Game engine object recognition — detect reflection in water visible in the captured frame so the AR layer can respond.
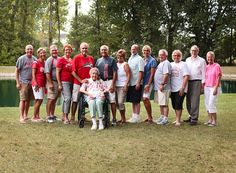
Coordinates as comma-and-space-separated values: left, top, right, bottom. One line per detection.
0, 80, 19, 107
0, 80, 62, 107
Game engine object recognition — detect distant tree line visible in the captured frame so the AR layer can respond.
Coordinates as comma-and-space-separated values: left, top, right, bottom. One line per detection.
0, 0, 236, 65
68, 0, 236, 65
0, 0, 68, 65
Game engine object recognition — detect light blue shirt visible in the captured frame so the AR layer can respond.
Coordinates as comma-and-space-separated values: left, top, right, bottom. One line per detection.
128, 53, 144, 86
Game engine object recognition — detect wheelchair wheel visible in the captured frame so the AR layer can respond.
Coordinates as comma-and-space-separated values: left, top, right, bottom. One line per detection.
103, 95, 110, 129
78, 93, 85, 128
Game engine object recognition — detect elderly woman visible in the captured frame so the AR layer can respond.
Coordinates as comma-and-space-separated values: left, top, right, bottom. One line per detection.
115, 49, 130, 124
80, 67, 107, 130
170, 50, 189, 126
142, 45, 157, 123
31, 48, 46, 122
204, 51, 222, 127
56, 44, 73, 124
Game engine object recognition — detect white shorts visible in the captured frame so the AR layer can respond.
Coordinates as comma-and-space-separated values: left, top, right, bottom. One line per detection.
204, 86, 221, 113
72, 84, 81, 102
104, 80, 116, 103
32, 86, 45, 100
154, 90, 170, 106
143, 84, 153, 99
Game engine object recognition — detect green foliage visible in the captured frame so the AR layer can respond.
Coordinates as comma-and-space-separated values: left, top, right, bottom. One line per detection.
68, 0, 236, 64
0, 0, 68, 65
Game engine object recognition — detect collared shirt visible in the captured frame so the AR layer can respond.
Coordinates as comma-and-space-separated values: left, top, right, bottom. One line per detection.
128, 53, 144, 86
186, 56, 206, 83
143, 55, 157, 85
95, 56, 118, 81
205, 63, 222, 87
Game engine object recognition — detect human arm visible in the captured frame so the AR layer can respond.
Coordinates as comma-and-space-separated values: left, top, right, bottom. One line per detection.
71, 71, 88, 84
32, 67, 39, 91
56, 67, 62, 91
213, 65, 222, 95
109, 70, 117, 93
159, 73, 169, 92
15, 68, 21, 90
123, 63, 131, 92
144, 67, 155, 93
179, 75, 189, 96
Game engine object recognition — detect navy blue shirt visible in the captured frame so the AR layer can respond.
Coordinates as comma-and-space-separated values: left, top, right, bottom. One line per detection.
95, 56, 118, 80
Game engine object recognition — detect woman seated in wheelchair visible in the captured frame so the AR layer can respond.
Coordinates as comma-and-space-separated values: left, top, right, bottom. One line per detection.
80, 67, 107, 130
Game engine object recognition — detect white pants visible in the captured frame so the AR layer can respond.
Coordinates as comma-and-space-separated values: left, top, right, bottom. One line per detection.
204, 87, 221, 113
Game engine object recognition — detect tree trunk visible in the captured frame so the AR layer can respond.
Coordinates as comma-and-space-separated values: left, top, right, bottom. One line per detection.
49, 0, 53, 46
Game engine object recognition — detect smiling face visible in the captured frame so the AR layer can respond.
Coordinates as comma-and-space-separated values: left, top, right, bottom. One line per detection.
90, 69, 99, 81
206, 52, 215, 64
50, 45, 58, 58
25, 45, 33, 58
190, 45, 199, 58
159, 50, 167, 62
39, 49, 46, 61
172, 50, 182, 63
100, 45, 109, 57
131, 45, 138, 55
80, 43, 88, 56
64, 47, 72, 57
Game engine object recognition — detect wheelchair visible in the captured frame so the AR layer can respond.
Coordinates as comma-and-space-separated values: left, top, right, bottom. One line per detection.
77, 92, 110, 128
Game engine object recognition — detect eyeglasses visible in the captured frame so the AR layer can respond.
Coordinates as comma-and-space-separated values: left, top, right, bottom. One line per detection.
174, 54, 181, 57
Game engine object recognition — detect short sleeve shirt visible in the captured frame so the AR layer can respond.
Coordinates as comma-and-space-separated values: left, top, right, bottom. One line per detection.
32, 60, 46, 87
72, 54, 95, 85
143, 56, 157, 85
205, 63, 222, 87
128, 54, 144, 86
16, 54, 37, 84
154, 59, 171, 91
95, 56, 118, 81
44, 56, 58, 81
170, 61, 189, 92
56, 57, 73, 83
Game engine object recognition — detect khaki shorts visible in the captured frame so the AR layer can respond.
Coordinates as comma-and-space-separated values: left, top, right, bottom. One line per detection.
72, 84, 80, 102
47, 81, 59, 99
19, 83, 34, 101
104, 80, 116, 103
116, 86, 127, 110
154, 90, 170, 106
143, 84, 153, 99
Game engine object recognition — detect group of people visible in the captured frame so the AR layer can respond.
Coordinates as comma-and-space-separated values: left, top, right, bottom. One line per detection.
15, 43, 222, 130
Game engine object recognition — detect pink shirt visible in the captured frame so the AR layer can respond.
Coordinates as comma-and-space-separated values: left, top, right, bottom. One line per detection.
205, 63, 222, 87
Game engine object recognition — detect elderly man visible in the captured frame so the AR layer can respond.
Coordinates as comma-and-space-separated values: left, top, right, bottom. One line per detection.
96, 45, 118, 125
184, 45, 206, 125
71, 42, 95, 122
126, 44, 144, 123
16, 45, 37, 123
45, 45, 60, 123
154, 49, 171, 125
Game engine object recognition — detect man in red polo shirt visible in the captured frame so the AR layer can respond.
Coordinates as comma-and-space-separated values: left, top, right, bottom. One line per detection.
71, 42, 95, 121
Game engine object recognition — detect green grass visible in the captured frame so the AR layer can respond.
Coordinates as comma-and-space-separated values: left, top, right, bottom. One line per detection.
0, 94, 235, 173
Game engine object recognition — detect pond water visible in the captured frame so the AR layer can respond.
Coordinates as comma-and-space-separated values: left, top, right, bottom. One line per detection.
0, 80, 235, 107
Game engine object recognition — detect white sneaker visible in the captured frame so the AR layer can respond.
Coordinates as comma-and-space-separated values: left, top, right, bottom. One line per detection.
99, 123, 104, 130
91, 124, 97, 130
157, 117, 168, 125
155, 115, 164, 123
98, 119, 104, 130
127, 117, 140, 123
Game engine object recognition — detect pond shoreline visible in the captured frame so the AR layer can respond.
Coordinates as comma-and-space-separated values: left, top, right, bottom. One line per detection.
2, 73, 236, 80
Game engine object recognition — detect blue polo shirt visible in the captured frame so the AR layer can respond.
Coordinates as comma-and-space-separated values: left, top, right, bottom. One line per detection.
143, 56, 157, 85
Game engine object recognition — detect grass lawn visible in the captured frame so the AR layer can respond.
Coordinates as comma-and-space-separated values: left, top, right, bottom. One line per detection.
0, 94, 235, 173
